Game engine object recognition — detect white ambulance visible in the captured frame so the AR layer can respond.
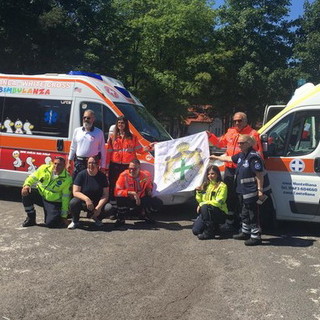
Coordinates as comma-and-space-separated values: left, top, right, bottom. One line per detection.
259, 83, 320, 222
0, 71, 189, 204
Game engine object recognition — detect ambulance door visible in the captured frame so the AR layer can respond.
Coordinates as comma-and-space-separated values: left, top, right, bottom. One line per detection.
264, 108, 320, 222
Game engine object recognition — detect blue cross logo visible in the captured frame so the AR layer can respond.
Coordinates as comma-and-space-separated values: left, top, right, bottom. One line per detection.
289, 159, 305, 172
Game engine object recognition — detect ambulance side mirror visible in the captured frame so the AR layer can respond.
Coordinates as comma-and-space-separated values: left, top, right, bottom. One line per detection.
261, 134, 269, 159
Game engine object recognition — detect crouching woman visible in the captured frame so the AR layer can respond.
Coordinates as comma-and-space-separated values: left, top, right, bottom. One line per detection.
192, 165, 230, 240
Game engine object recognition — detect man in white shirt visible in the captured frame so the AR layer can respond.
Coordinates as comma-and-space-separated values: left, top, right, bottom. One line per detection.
67, 110, 106, 178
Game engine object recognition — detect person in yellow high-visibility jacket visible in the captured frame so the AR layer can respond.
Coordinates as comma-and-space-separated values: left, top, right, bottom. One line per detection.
21, 157, 72, 228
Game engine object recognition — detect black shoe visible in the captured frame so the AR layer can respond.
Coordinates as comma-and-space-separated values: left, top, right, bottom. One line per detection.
233, 232, 250, 240
22, 217, 36, 227
197, 232, 214, 240
144, 217, 156, 224
245, 238, 262, 246
114, 219, 125, 228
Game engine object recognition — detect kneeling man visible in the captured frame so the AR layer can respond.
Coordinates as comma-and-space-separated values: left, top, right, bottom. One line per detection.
114, 159, 163, 227
21, 157, 72, 228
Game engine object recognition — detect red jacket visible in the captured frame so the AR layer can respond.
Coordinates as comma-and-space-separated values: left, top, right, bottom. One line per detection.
106, 135, 142, 169
209, 125, 263, 169
115, 169, 153, 198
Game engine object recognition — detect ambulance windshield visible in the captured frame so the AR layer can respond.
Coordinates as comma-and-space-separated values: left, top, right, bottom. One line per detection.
115, 102, 171, 142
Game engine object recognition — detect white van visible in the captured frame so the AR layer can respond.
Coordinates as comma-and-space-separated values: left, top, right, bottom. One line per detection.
259, 83, 320, 222
0, 71, 188, 204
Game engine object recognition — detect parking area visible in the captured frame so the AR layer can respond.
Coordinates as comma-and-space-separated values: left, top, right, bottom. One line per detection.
1, 186, 320, 320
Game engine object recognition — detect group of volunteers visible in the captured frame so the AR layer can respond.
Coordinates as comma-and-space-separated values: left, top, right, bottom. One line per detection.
20, 109, 271, 246
192, 112, 271, 246
21, 110, 162, 230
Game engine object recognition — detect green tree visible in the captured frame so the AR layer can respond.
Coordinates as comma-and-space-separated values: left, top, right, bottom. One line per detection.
111, 0, 220, 124
213, 0, 295, 122
0, 0, 120, 74
294, 0, 320, 83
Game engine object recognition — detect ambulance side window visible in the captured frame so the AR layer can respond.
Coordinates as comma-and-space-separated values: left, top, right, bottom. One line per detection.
2, 97, 71, 137
80, 102, 117, 140
0, 97, 4, 123
267, 114, 293, 156
286, 112, 320, 156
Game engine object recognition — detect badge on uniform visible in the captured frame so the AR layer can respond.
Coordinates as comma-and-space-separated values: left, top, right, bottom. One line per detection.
254, 161, 262, 170
57, 180, 62, 185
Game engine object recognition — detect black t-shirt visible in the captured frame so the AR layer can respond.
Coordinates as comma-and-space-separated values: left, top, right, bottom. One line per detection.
74, 170, 108, 204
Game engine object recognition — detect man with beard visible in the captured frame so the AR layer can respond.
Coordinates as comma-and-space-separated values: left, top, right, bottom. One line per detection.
67, 110, 106, 178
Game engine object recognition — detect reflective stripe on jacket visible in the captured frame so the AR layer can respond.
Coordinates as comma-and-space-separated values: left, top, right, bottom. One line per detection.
208, 125, 263, 169
106, 135, 142, 169
195, 181, 228, 214
23, 164, 72, 217
115, 169, 152, 198
235, 150, 271, 203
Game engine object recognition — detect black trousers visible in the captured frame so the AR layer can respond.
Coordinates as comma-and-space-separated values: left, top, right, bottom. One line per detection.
73, 159, 87, 179
192, 204, 226, 235
224, 167, 238, 213
239, 195, 261, 239
69, 197, 111, 223
116, 196, 163, 220
22, 189, 63, 228
109, 162, 129, 201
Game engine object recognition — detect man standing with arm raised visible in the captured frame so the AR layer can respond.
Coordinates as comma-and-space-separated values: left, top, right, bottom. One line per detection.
208, 112, 262, 230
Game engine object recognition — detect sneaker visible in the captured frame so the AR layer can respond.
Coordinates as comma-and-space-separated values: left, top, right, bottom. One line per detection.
67, 221, 79, 229
233, 232, 250, 240
22, 217, 36, 227
114, 219, 125, 228
245, 238, 262, 246
197, 233, 214, 240
93, 218, 103, 227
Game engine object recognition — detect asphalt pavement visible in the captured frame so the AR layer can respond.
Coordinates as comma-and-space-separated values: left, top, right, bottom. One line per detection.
1, 186, 320, 320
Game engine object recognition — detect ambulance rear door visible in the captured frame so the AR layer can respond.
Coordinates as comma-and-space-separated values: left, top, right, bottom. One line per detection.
263, 106, 320, 222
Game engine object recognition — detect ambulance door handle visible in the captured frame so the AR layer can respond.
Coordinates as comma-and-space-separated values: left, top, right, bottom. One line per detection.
57, 139, 64, 151
314, 158, 320, 172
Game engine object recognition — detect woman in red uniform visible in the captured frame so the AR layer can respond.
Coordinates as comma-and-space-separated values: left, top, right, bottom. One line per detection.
106, 116, 143, 201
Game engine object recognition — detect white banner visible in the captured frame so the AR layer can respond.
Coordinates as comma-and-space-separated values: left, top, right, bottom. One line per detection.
153, 131, 210, 196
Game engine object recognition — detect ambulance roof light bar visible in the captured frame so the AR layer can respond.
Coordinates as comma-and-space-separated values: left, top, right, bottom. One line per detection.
68, 71, 125, 87
68, 71, 103, 81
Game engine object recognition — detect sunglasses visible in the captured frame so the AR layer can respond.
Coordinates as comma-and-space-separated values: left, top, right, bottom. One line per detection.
83, 116, 91, 120
233, 119, 243, 123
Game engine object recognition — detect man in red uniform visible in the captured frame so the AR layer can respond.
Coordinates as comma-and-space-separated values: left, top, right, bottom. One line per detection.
114, 159, 163, 228
208, 112, 262, 229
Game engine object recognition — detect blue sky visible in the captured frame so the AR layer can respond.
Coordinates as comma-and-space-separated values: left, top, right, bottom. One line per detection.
213, 0, 315, 20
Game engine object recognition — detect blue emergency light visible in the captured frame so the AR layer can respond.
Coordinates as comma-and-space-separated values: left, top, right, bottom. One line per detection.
68, 71, 103, 81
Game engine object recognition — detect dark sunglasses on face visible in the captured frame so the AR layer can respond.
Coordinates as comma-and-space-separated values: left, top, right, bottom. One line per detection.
233, 119, 243, 123
83, 116, 91, 120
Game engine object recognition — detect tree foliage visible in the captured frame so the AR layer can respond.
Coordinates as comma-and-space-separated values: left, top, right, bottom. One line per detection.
294, 0, 320, 83
212, 0, 295, 120
0, 0, 314, 128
